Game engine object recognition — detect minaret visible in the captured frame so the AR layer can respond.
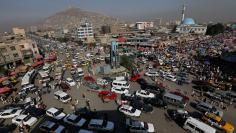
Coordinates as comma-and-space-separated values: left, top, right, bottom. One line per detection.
181, 4, 186, 22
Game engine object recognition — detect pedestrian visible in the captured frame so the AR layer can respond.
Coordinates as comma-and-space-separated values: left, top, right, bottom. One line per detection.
82, 93, 86, 99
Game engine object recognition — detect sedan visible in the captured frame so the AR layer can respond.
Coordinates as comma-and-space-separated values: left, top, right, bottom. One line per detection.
0, 108, 23, 119
135, 90, 155, 98
66, 78, 76, 86
98, 91, 117, 101
12, 114, 38, 127
119, 105, 141, 117
111, 86, 129, 94
145, 71, 159, 77
63, 114, 86, 127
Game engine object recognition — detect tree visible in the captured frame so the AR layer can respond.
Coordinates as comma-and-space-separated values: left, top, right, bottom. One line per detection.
120, 56, 134, 70
206, 23, 225, 35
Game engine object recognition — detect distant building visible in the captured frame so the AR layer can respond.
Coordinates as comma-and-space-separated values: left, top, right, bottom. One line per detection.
77, 22, 94, 40
176, 18, 207, 35
136, 22, 154, 30
12, 27, 26, 37
0, 34, 39, 68
175, 4, 207, 34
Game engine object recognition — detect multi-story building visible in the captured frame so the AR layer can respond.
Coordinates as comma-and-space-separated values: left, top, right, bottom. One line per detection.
136, 22, 154, 30
12, 27, 26, 37
0, 34, 39, 68
77, 22, 94, 40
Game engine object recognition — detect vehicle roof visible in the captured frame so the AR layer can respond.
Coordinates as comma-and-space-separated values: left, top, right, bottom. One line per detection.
199, 101, 213, 108
41, 121, 55, 128
15, 114, 27, 119
164, 92, 183, 101
67, 114, 78, 120
186, 117, 216, 132
78, 129, 93, 133
54, 91, 68, 97
113, 80, 128, 84
38, 71, 49, 77
205, 112, 221, 122
47, 107, 59, 113
89, 119, 103, 125
121, 105, 132, 110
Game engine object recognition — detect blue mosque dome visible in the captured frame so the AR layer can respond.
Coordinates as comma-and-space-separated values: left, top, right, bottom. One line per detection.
182, 18, 196, 25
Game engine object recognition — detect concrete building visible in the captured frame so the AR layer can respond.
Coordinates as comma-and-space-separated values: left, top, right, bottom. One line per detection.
12, 27, 26, 37
136, 22, 154, 30
175, 4, 207, 35
0, 34, 39, 67
77, 22, 94, 40
176, 18, 207, 35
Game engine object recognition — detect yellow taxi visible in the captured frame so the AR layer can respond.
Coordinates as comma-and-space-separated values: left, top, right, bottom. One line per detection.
202, 112, 234, 133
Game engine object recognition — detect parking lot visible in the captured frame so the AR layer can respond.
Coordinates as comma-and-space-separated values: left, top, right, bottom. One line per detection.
0, 35, 236, 133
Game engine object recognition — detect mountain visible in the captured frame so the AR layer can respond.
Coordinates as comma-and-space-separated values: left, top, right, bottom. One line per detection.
37, 8, 120, 30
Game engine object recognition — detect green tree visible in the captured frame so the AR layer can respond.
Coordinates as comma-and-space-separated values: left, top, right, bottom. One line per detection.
206, 23, 225, 35
120, 56, 134, 70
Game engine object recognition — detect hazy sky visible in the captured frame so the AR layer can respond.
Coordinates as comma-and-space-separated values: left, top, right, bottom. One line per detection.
0, 0, 235, 32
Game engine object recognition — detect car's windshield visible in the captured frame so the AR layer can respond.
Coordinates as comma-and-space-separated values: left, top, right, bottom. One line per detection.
23, 115, 31, 121
11, 109, 17, 114
54, 110, 61, 116
62, 95, 70, 100
131, 108, 136, 113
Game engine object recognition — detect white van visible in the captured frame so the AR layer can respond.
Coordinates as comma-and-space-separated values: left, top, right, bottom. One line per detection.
38, 71, 50, 83
163, 92, 187, 108
115, 76, 126, 81
112, 80, 130, 89
183, 117, 216, 133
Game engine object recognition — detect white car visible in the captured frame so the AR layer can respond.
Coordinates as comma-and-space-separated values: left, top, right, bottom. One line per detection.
119, 105, 141, 117
66, 78, 76, 86
0, 108, 23, 119
46, 107, 66, 120
164, 74, 177, 82
63, 114, 86, 127
97, 78, 109, 86
126, 118, 155, 133
12, 114, 38, 127
88, 119, 114, 132
145, 71, 159, 77
135, 90, 155, 98
39, 120, 66, 133
54, 91, 72, 103
111, 86, 129, 94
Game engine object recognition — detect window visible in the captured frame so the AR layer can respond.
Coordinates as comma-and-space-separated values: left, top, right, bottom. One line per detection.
186, 122, 195, 129
10, 46, 16, 51
195, 127, 204, 133
20, 45, 24, 48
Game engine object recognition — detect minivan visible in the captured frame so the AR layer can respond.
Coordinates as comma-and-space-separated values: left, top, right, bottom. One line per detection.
196, 101, 223, 117
112, 80, 130, 89
183, 117, 216, 133
163, 92, 187, 108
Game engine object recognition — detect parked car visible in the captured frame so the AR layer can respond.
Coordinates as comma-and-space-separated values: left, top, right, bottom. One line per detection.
24, 106, 45, 118
54, 90, 72, 103
111, 86, 129, 94
63, 114, 86, 127
66, 78, 76, 86
143, 98, 168, 109
98, 91, 117, 101
119, 105, 141, 117
195, 101, 223, 117
170, 91, 190, 101
12, 114, 38, 127
130, 100, 154, 113
135, 90, 155, 98
0, 108, 23, 119
86, 83, 103, 92
39, 120, 66, 133
201, 112, 234, 133
88, 119, 114, 132
137, 78, 148, 86
145, 71, 159, 77
46, 107, 66, 120
126, 118, 155, 133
